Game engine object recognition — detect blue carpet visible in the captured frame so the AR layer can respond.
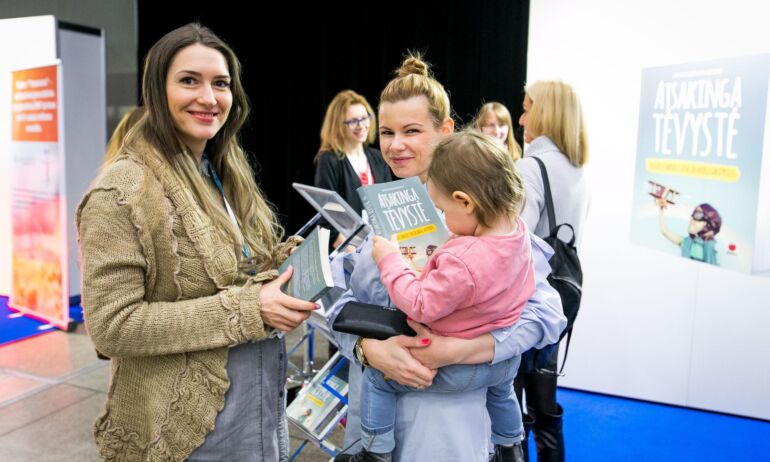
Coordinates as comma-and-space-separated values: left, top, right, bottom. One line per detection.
0, 295, 83, 346
528, 388, 770, 461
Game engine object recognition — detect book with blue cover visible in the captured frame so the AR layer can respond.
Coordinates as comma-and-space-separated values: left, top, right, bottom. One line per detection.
357, 176, 449, 272
279, 226, 334, 301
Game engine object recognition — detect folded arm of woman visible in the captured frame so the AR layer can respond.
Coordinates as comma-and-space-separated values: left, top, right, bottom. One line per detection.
327, 236, 436, 387
78, 187, 314, 358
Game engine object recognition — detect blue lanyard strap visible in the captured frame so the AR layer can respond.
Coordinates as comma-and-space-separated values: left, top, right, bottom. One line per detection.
204, 153, 252, 259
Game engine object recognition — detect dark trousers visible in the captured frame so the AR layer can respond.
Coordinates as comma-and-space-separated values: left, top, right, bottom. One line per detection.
514, 344, 564, 462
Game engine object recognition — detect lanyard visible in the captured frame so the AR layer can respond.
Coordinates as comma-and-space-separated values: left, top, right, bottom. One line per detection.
204, 153, 252, 259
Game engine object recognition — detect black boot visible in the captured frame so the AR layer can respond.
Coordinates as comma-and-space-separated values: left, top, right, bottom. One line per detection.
532, 404, 564, 462
493, 442, 525, 462
334, 449, 392, 462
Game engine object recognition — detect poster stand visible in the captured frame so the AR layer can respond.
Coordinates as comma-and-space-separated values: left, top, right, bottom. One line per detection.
285, 185, 369, 459
0, 16, 106, 334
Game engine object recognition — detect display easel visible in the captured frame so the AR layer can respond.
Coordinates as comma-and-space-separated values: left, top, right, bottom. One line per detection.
287, 351, 349, 460
285, 184, 369, 460
286, 286, 344, 385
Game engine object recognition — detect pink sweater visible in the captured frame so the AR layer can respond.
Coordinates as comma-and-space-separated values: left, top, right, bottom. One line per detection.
377, 218, 535, 339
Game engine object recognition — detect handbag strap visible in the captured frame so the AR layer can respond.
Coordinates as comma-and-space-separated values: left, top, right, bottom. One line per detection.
532, 157, 557, 235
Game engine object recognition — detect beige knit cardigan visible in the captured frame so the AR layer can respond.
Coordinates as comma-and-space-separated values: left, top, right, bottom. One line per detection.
76, 147, 299, 461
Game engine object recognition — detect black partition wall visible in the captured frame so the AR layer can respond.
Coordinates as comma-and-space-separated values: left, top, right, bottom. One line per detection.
137, 0, 530, 233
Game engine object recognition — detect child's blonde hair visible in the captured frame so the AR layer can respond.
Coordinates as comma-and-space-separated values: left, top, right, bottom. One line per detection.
428, 130, 525, 228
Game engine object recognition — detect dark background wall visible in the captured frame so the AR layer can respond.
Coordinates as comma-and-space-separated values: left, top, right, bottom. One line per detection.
137, 0, 530, 233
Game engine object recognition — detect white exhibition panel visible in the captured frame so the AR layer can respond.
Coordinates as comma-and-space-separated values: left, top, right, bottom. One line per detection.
59, 27, 106, 296
0, 16, 58, 295
0, 16, 105, 305
574, 244, 699, 405
687, 267, 770, 418
529, 0, 770, 419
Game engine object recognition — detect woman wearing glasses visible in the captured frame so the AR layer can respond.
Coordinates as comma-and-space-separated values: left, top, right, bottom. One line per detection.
315, 90, 393, 247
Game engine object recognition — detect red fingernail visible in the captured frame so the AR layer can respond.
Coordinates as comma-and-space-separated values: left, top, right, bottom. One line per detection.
407, 316, 413, 322
314, 303, 321, 310
421, 338, 430, 345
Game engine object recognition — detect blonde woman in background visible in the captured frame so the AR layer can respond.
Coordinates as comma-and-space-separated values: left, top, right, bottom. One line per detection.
474, 102, 522, 160
103, 106, 144, 164
515, 80, 589, 462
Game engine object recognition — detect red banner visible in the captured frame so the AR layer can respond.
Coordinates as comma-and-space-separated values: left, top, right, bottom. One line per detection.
12, 66, 58, 142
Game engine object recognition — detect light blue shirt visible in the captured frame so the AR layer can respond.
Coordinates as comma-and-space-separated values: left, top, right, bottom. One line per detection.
327, 232, 565, 461
680, 236, 718, 265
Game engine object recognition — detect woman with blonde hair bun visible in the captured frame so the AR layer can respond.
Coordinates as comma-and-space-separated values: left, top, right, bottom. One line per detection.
474, 101, 522, 160
328, 53, 565, 462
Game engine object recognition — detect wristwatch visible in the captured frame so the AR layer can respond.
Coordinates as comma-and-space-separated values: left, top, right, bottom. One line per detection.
354, 337, 371, 367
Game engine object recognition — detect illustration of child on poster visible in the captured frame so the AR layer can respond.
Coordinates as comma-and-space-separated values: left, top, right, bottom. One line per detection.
657, 198, 722, 265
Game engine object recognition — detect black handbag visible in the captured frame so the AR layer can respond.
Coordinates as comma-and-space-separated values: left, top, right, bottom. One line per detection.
531, 157, 583, 374
332, 301, 417, 340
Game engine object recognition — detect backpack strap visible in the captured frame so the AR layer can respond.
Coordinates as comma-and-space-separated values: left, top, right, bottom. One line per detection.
533, 156, 576, 376
558, 329, 573, 375
532, 157, 557, 235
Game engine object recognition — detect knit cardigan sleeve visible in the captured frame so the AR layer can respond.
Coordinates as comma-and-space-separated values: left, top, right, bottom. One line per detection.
77, 185, 271, 359
272, 235, 304, 267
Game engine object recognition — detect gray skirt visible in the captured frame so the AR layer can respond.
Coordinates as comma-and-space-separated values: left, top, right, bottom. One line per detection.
188, 337, 288, 461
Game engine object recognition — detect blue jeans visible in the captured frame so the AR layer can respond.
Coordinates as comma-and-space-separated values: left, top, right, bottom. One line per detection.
360, 355, 523, 454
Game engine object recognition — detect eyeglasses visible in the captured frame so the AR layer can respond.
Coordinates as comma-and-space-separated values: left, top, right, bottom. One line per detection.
691, 209, 706, 221
343, 114, 372, 127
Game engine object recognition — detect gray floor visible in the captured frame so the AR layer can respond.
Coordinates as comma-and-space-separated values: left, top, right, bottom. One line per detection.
0, 324, 343, 461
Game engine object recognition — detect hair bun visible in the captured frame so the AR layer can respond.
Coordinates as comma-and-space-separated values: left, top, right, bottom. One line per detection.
397, 53, 430, 78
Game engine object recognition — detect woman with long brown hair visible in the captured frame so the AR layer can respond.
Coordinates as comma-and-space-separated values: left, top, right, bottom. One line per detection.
77, 24, 316, 461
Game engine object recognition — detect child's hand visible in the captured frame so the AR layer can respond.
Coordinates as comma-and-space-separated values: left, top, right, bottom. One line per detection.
371, 235, 400, 263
